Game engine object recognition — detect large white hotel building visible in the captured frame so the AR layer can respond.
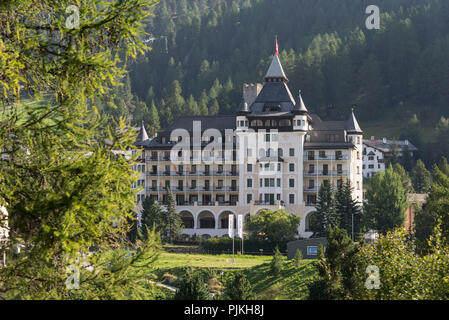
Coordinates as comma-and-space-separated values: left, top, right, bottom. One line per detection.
133, 51, 363, 239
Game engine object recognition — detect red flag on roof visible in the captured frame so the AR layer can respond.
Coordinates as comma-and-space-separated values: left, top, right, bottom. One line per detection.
275, 36, 279, 56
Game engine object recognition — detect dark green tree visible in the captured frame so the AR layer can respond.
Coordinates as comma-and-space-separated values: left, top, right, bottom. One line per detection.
175, 271, 210, 300
141, 197, 164, 239
364, 165, 408, 233
393, 163, 414, 193
294, 249, 303, 267
223, 272, 254, 300
246, 209, 301, 247
270, 246, 283, 277
335, 181, 362, 239
311, 182, 337, 237
309, 226, 358, 300
412, 159, 432, 193
165, 188, 184, 244
437, 157, 449, 177
0, 0, 161, 299
415, 166, 449, 248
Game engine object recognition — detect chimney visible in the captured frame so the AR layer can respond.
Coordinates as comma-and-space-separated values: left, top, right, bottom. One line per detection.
243, 83, 263, 108
370, 136, 375, 141
382, 137, 387, 143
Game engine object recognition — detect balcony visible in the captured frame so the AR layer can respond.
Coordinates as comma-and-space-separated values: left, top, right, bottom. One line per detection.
304, 170, 349, 177
304, 155, 349, 161
304, 186, 320, 192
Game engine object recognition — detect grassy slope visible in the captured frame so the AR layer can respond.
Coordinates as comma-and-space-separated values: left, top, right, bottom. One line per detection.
244, 259, 319, 300
152, 252, 319, 300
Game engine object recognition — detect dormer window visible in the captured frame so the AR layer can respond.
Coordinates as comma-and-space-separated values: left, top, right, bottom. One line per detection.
263, 104, 282, 112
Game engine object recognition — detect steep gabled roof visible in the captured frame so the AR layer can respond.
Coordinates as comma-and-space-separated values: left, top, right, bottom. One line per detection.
265, 54, 288, 81
346, 109, 363, 134
135, 121, 149, 145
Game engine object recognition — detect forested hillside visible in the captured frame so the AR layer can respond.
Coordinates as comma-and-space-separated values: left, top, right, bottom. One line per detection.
106, 0, 449, 165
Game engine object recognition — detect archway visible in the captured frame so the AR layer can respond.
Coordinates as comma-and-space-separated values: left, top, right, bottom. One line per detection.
305, 211, 316, 232
218, 211, 236, 229
198, 211, 215, 229
180, 211, 194, 229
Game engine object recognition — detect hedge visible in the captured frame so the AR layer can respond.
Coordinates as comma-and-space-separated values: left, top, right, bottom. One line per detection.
200, 237, 287, 254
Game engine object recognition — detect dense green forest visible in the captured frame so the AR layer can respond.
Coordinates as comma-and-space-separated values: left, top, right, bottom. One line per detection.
101, 0, 449, 165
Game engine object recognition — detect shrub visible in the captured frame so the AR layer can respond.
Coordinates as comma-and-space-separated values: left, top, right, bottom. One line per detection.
223, 272, 254, 300
294, 249, 303, 267
201, 237, 283, 253
270, 246, 284, 277
174, 271, 210, 300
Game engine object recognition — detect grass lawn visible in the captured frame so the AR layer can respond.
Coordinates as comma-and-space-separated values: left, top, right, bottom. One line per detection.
152, 251, 319, 300
154, 252, 270, 270
244, 259, 319, 300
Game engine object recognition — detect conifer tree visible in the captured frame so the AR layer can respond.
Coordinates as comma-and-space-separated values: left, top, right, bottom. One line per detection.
223, 272, 254, 300
141, 197, 164, 239
437, 157, 449, 177
294, 249, 303, 268
270, 246, 283, 277
311, 183, 337, 237
165, 188, 183, 244
393, 163, 414, 193
335, 181, 362, 239
412, 159, 432, 193
0, 0, 161, 299
175, 271, 210, 300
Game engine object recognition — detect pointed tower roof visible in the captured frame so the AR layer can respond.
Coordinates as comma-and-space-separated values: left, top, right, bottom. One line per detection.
264, 37, 288, 82
296, 90, 308, 114
346, 108, 363, 134
264, 54, 288, 81
136, 120, 149, 143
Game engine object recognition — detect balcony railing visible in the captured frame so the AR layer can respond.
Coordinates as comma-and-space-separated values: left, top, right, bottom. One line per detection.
145, 156, 237, 163
147, 186, 239, 192
304, 155, 349, 161
304, 170, 349, 177
146, 170, 239, 177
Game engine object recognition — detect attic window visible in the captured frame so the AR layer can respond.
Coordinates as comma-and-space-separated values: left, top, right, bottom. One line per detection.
263, 105, 281, 112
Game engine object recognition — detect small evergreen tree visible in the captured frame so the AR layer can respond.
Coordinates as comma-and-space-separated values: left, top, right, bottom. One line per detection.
311, 182, 337, 237
165, 188, 184, 244
141, 197, 164, 239
437, 157, 449, 177
270, 246, 283, 277
401, 144, 414, 172
310, 227, 358, 300
393, 163, 414, 193
223, 272, 254, 300
335, 181, 362, 239
412, 159, 432, 193
175, 271, 210, 300
294, 249, 303, 267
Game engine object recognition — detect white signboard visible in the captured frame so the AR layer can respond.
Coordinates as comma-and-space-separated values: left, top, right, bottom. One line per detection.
228, 214, 234, 238
237, 214, 243, 239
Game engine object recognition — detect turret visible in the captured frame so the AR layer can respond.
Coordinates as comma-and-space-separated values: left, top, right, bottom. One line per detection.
293, 90, 309, 132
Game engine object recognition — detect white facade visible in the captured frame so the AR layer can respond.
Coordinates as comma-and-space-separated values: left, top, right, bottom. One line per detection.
362, 144, 385, 178
135, 53, 363, 239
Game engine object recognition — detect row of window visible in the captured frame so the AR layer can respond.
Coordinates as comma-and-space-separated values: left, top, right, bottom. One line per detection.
132, 179, 145, 189
305, 179, 361, 190
246, 178, 296, 188
149, 179, 238, 189
363, 164, 382, 169
246, 193, 296, 204
247, 147, 296, 158
250, 119, 293, 127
